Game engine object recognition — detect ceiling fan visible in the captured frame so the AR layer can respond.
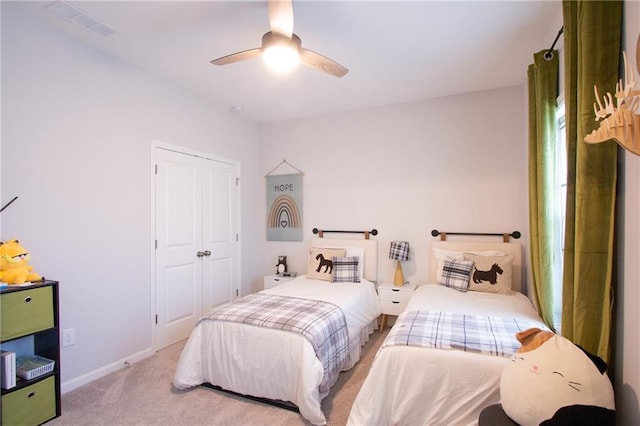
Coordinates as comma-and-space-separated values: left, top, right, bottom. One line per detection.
210, 0, 348, 78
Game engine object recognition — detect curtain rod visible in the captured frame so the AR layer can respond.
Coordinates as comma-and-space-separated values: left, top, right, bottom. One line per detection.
544, 27, 564, 60
431, 229, 521, 242
312, 228, 378, 239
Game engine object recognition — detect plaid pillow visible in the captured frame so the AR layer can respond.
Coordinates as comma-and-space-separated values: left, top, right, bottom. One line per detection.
439, 256, 474, 292
332, 256, 361, 283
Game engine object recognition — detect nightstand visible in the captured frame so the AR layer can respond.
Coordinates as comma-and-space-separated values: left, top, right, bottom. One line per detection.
263, 274, 295, 290
377, 281, 417, 328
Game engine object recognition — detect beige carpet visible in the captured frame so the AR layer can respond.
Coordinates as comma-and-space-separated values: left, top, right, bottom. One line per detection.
49, 328, 388, 426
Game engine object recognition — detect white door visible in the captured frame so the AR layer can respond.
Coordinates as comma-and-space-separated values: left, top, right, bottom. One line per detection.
154, 147, 239, 350
201, 162, 238, 312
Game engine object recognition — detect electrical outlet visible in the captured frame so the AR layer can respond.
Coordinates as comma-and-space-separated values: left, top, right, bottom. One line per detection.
62, 328, 76, 347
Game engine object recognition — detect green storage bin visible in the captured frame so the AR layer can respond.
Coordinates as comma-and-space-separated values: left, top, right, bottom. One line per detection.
1, 376, 56, 426
1, 287, 54, 341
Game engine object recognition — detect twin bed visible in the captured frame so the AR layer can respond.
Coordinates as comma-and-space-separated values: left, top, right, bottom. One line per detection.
173, 236, 547, 426
173, 237, 381, 425
349, 240, 547, 425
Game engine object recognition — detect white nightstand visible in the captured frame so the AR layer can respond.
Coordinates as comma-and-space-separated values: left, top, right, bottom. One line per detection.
263, 274, 296, 290
377, 281, 417, 328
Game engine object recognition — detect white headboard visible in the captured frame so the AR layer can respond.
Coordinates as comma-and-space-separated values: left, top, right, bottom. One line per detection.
310, 237, 378, 282
430, 241, 524, 293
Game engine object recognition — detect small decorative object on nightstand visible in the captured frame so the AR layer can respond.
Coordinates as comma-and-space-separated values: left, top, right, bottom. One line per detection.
389, 241, 410, 286
275, 255, 288, 275
263, 274, 295, 290
377, 281, 417, 328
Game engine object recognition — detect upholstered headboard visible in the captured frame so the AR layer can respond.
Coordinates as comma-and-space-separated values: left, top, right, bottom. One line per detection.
430, 241, 524, 293
310, 237, 378, 282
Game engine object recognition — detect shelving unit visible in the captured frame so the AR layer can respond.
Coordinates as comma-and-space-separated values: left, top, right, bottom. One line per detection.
1, 280, 61, 425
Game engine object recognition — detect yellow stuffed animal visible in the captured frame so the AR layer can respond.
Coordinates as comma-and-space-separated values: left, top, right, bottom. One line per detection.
0, 239, 42, 284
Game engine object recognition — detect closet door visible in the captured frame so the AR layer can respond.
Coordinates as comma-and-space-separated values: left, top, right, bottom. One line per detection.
154, 147, 239, 350
201, 162, 238, 312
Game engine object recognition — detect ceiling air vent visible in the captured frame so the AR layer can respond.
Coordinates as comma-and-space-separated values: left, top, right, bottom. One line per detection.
44, 1, 116, 37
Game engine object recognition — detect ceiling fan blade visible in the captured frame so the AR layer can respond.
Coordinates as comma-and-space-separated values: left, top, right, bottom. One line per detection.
268, 0, 293, 37
210, 48, 261, 66
300, 49, 349, 78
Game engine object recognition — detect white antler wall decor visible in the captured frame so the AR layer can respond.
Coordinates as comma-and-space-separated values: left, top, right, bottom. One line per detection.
584, 50, 640, 155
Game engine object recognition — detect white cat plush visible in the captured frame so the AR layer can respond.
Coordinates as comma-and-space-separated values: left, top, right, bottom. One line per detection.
500, 328, 615, 426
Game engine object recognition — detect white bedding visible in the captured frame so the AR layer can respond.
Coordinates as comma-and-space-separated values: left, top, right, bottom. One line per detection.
173, 275, 381, 425
348, 284, 546, 426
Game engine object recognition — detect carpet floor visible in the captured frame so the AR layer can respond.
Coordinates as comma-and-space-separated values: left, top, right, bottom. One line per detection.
48, 328, 389, 426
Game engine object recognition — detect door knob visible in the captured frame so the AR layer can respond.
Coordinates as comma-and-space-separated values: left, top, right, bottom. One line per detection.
203, 250, 211, 256
196, 251, 205, 257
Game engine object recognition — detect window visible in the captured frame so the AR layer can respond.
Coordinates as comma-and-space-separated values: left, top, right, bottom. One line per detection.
552, 100, 567, 332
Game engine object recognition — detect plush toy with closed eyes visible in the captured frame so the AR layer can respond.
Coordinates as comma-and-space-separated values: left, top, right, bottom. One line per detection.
499, 328, 615, 425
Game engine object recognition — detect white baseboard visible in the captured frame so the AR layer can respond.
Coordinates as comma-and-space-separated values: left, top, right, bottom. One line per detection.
60, 347, 154, 394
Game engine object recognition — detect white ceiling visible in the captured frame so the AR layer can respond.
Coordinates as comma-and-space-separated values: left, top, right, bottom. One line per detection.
12, 0, 562, 123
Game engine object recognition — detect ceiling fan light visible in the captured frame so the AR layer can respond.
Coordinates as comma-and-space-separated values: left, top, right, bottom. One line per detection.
262, 44, 300, 73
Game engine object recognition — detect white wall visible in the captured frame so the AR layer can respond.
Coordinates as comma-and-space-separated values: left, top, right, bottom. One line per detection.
259, 85, 529, 289
615, 1, 640, 423
1, 4, 262, 391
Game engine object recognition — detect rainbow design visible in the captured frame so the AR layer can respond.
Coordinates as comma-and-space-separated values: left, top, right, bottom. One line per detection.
266, 173, 303, 241
268, 195, 301, 229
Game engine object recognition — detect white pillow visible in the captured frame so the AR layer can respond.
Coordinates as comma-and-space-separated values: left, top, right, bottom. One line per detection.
467, 250, 505, 257
433, 248, 465, 259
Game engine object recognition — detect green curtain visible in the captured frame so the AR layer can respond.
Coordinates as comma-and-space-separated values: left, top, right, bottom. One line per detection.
561, 0, 621, 364
528, 50, 559, 329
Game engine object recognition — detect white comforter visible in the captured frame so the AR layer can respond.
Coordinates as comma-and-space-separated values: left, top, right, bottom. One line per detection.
348, 284, 546, 426
173, 276, 381, 425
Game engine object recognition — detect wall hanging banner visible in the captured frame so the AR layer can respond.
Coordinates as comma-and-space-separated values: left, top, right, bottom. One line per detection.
266, 173, 303, 241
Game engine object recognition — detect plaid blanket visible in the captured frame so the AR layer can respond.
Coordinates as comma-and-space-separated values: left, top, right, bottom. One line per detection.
384, 310, 543, 357
198, 293, 350, 396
